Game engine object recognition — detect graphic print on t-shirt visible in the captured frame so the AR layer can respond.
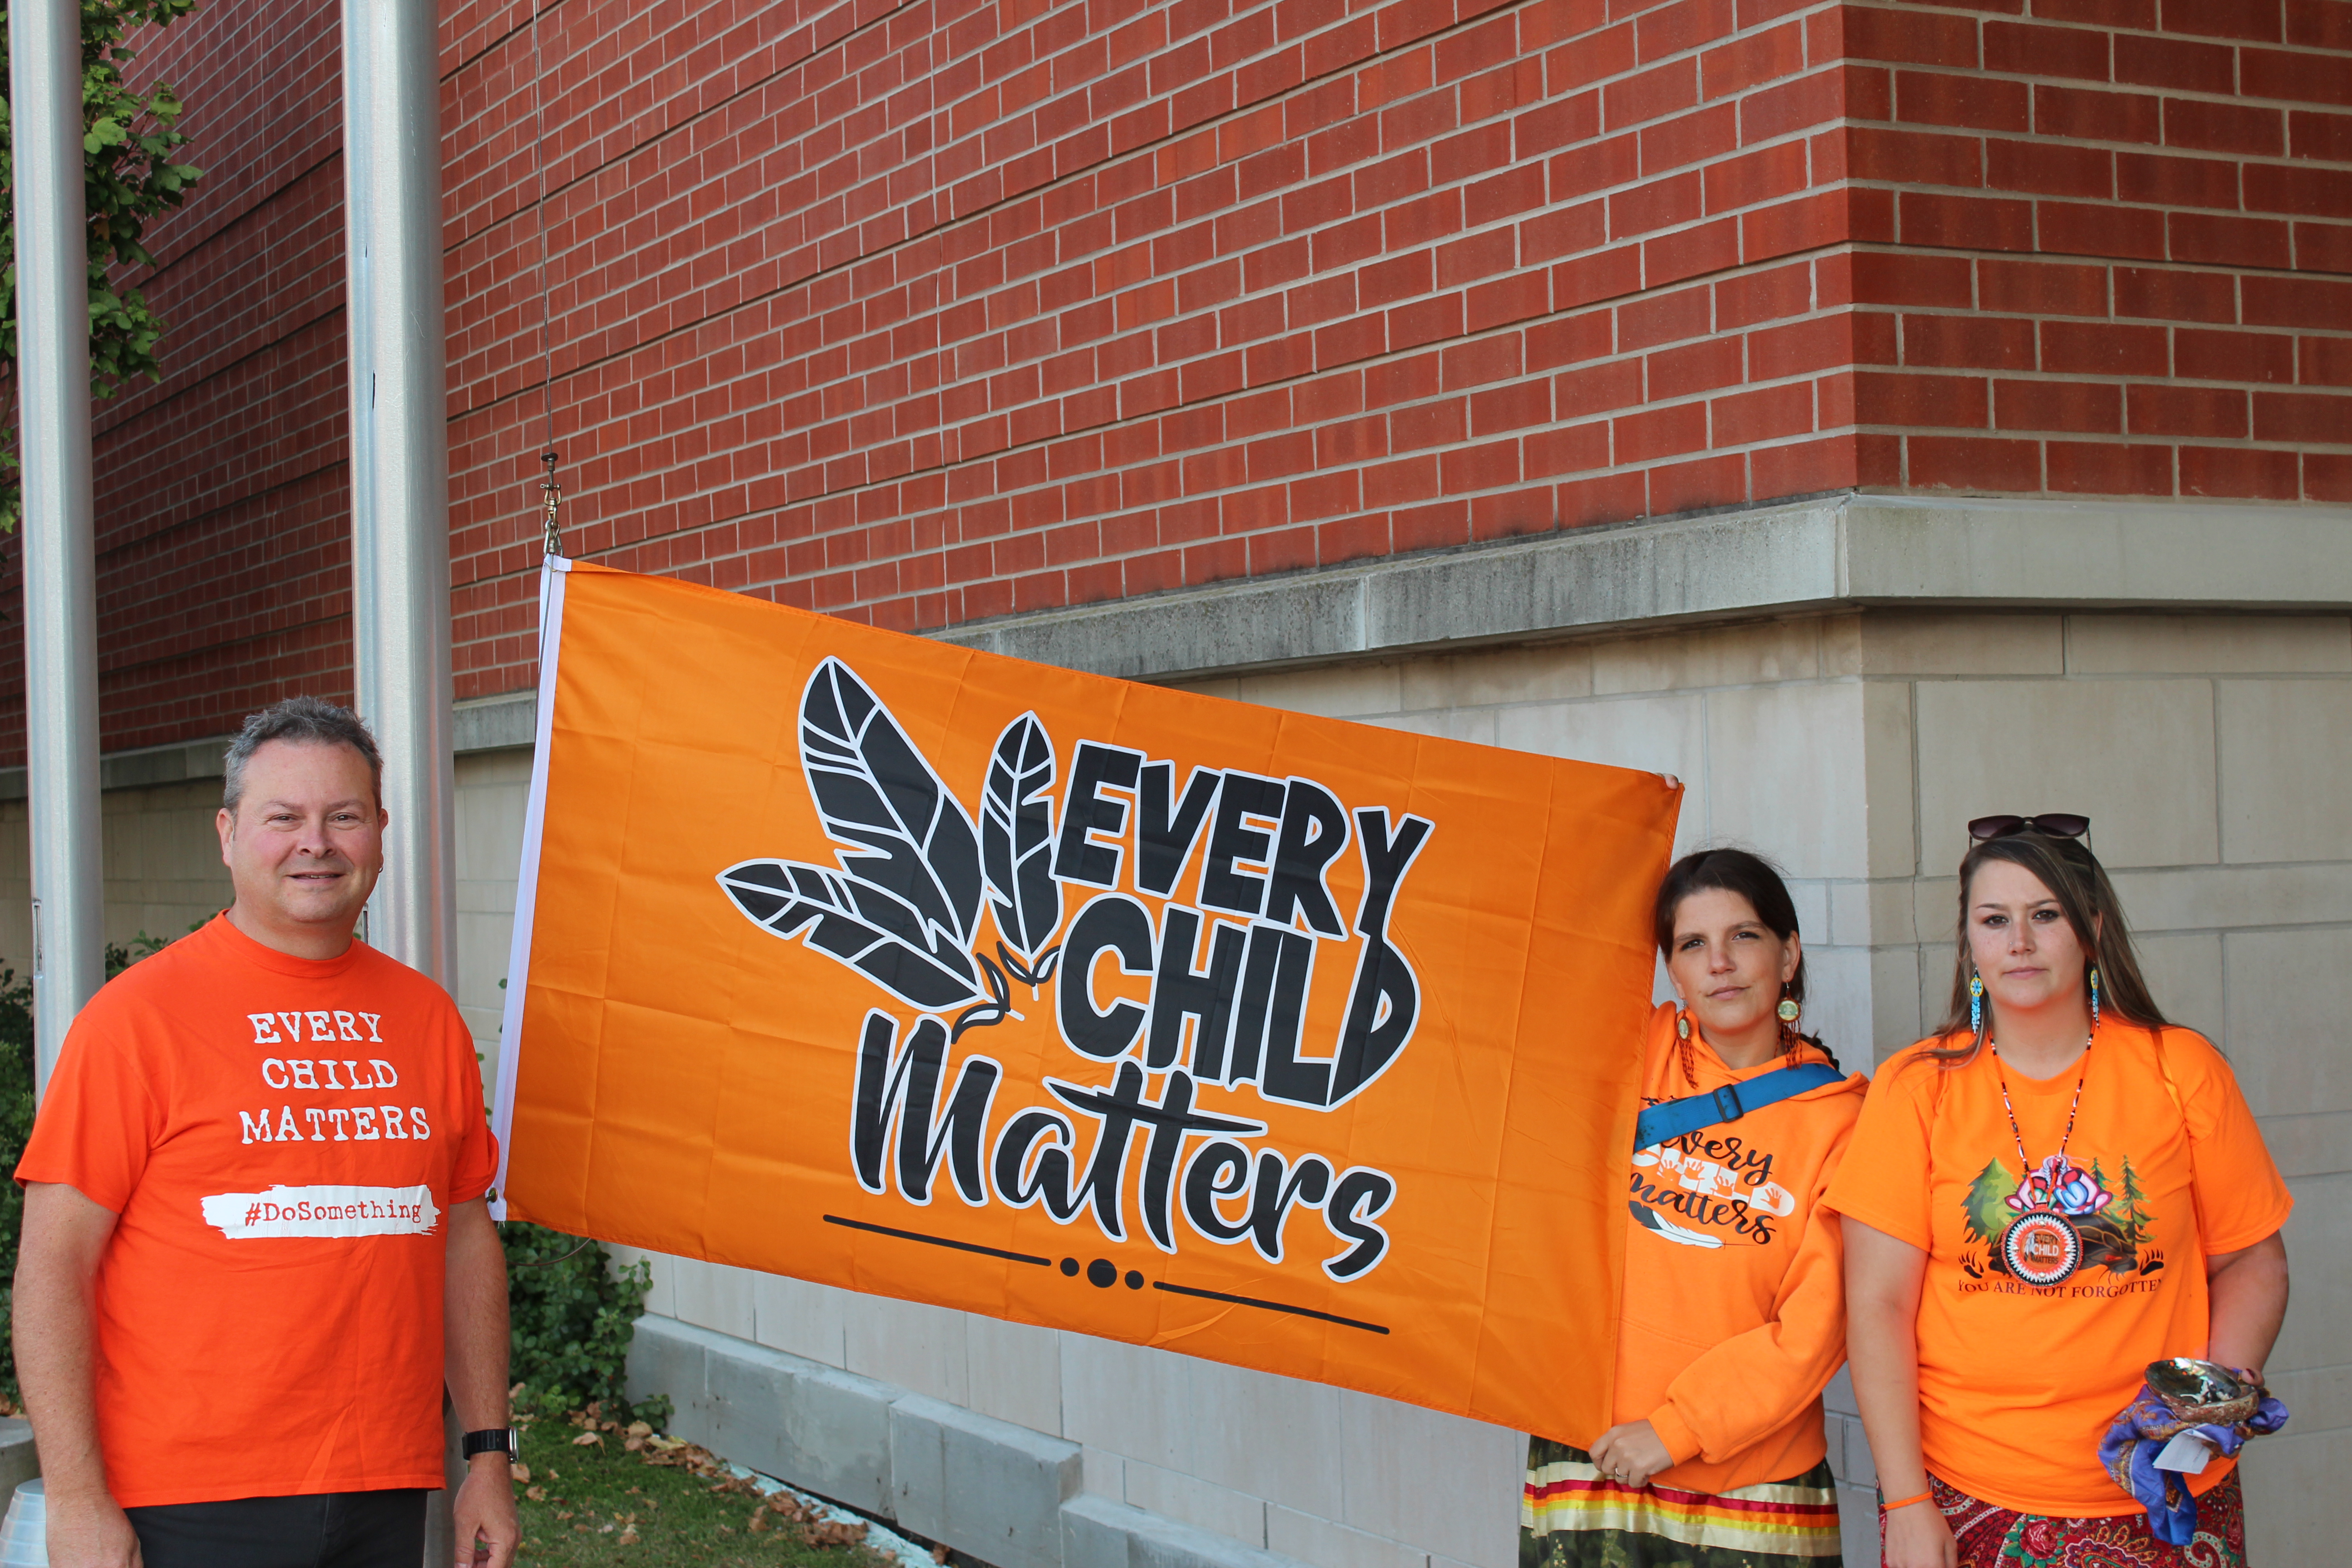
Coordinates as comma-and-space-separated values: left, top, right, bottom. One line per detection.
1958, 1149, 2164, 1284
1627, 1118, 1799, 1250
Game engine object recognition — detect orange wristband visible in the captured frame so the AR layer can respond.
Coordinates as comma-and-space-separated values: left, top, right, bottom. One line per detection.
1882, 1490, 1934, 1513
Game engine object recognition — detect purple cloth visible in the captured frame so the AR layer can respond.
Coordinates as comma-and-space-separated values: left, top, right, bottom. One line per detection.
2099, 1376, 2288, 1545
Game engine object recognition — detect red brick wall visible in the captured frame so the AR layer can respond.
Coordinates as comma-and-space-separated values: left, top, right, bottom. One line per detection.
1, 0, 2347, 760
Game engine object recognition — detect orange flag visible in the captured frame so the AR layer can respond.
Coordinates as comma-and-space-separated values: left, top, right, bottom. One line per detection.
494, 561, 1681, 1441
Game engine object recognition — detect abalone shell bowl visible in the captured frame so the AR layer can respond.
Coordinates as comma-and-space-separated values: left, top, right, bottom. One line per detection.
2146, 1357, 2258, 1424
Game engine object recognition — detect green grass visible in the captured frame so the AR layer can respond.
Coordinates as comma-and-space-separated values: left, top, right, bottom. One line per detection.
513, 1409, 897, 1568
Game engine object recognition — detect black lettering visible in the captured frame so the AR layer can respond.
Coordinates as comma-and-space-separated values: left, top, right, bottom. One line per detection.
1181, 1140, 1254, 1243
1058, 894, 1155, 1058
1137, 762, 1219, 897
1134, 1071, 1259, 1251
1146, 907, 1247, 1072
1200, 772, 1285, 917
1052, 742, 1142, 887
1329, 809, 1433, 1105
992, 1110, 1087, 1221
1322, 1168, 1396, 1279
1047, 1061, 1261, 1243
1264, 779, 1348, 937
1246, 1150, 1332, 1263
1220, 926, 1284, 1087
849, 1013, 1001, 1205
1255, 928, 1327, 1107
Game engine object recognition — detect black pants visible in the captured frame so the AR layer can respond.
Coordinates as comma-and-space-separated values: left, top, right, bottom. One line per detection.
124, 1489, 427, 1568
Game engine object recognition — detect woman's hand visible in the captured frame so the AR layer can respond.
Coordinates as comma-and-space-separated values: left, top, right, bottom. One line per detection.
1588, 1421, 1673, 1489
1881, 1497, 1957, 1568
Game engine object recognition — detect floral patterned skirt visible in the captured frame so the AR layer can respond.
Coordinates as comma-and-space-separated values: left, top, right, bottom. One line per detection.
1895, 1470, 2245, 1568
1523, 1439, 1843, 1566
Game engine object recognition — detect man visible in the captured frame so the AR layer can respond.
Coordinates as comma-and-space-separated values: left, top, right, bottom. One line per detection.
14, 697, 519, 1568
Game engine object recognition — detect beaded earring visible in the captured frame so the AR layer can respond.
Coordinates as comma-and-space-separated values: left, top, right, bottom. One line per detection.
2089, 965, 2101, 1030
1969, 970, 1985, 1036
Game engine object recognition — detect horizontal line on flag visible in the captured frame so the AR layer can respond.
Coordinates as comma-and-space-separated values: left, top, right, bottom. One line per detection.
1153, 1279, 1389, 1334
822, 1214, 1053, 1267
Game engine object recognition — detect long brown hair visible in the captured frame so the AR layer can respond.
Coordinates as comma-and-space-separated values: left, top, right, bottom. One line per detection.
1654, 848, 1829, 1083
1926, 831, 2167, 1068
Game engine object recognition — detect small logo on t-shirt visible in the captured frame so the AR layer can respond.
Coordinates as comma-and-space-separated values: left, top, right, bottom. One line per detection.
198, 1183, 440, 1240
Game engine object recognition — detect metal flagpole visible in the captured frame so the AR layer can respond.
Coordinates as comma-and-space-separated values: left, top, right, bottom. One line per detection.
341, 0, 458, 990
341, 8, 464, 1560
11, 0, 108, 1098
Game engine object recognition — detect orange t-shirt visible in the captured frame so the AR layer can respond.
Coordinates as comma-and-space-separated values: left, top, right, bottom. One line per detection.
15, 914, 499, 1508
1823, 1024, 2291, 1518
1613, 1004, 1868, 1494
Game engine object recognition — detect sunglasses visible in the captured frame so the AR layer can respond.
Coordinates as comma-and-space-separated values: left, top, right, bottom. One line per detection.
1968, 812, 2091, 843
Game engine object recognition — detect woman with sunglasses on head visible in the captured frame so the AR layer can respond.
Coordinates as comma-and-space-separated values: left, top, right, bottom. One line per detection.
1829, 816, 2292, 1568
1524, 849, 1868, 1568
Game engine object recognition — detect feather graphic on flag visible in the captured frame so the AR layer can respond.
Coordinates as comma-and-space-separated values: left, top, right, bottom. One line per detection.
799, 657, 984, 948
716, 859, 985, 1010
715, 658, 990, 1012
980, 712, 1063, 982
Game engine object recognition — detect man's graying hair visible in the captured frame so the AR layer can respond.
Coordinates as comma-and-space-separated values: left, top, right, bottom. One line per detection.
223, 697, 383, 812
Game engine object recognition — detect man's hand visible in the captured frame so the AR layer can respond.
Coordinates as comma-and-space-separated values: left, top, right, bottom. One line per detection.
452, 1453, 520, 1567
42, 1485, 142, 1568
1588, 1420, 1674, 1489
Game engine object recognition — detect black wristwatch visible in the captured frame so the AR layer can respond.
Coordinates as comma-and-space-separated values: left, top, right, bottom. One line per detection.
461, 1428, 518, 1462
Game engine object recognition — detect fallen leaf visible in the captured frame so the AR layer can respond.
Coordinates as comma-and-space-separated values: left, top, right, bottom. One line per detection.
509, 1382, 527, 1400
749, 1512, 770, 1534
524, 1486, 547, 1503
932, 1546, 950, 1564
717, 1524, 735, 1535
510, 1463, 532, 1484
572, 1431, 602, 1446
600, 1521, 616, 1534
623, 1436, 645, 1452
618, 1527, 640, 1546
555, 1509, 573, 1521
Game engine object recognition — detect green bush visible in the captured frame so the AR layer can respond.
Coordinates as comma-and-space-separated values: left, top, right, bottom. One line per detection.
502, 1220, 664, 1423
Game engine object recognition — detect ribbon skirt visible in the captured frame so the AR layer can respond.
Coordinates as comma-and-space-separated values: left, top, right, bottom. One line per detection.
1523, 1440, 1843, 1565
1900, 1470, 2245, 1568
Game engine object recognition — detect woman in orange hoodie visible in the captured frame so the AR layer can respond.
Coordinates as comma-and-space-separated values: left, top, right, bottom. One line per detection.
1832, 819, 2291, 1568
1524, 848, 1868, 1567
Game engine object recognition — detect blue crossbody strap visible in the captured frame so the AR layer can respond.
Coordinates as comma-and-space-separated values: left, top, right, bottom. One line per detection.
1633, 1061, 1843, 1152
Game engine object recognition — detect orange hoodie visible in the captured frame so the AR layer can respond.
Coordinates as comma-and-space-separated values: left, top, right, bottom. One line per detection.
1610, 1002, 1868, 1494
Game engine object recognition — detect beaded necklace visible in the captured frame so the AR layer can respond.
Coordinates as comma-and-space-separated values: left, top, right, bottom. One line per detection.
1988, 1032, 2094, 1287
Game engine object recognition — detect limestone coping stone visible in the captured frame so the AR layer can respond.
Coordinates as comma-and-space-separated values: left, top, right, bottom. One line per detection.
13, 494, 2344, 800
